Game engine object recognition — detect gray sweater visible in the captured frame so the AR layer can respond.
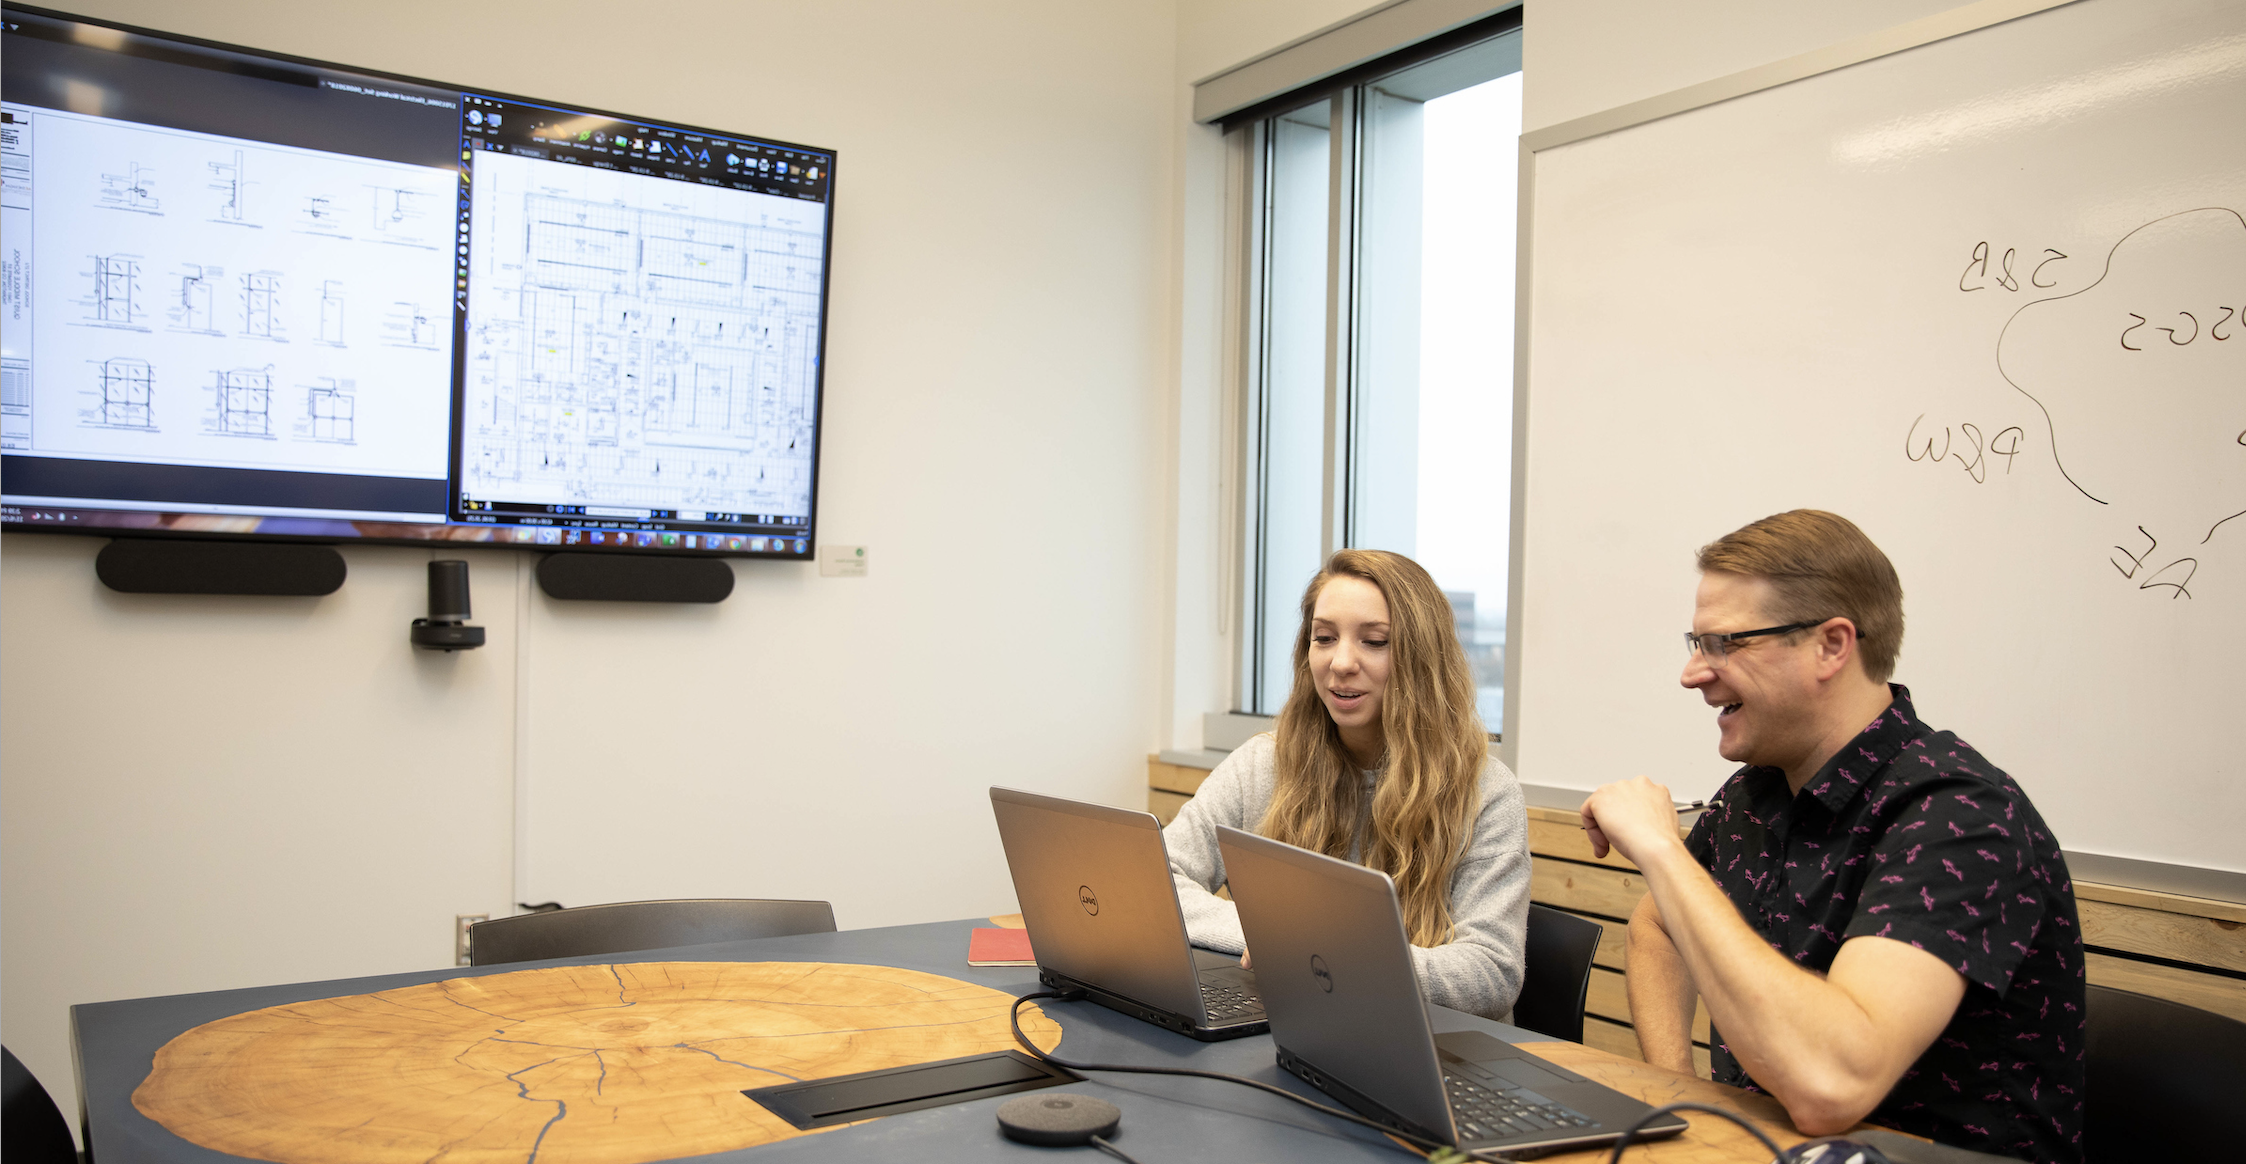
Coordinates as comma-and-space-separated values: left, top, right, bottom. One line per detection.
1163, 733, 1532, 1020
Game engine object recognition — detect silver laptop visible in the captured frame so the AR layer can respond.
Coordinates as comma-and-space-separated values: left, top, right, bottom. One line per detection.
989, 787, 1266, 1040
1216, 825, 1689, 1155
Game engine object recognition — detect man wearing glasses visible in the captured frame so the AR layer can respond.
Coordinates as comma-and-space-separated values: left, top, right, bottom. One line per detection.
1579, 510, 2083, 1163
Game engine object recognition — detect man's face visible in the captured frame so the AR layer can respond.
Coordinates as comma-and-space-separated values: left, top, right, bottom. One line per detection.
1680, 572, 1824, 774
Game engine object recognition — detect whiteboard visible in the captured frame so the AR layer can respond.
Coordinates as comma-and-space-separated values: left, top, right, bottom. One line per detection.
1513, 0, 2245, 875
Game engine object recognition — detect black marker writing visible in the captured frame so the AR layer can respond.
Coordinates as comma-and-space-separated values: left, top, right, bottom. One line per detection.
1960, 242, 1990, 292
2157, 312, 2198, 344
1961, 241, 2053, 292
2111, 526, 2198, 599
2120, 302, 2237, 349
2112, 526, 2157, 578
2139, 557, 2197, 599
1905, 415, 2024, 484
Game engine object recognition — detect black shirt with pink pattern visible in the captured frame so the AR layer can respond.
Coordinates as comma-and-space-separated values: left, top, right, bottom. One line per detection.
1683, 684, 2085, 1163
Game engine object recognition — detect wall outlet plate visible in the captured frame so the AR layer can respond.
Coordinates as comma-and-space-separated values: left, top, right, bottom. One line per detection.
456, 914, 488, 966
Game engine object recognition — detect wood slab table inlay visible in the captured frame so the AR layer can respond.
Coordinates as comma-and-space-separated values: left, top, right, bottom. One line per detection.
132, 961, 1062, 1164
1510, 1041, 1897, 1162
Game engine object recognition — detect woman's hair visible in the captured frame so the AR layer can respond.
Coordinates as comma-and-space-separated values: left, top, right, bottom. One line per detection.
1258, 549, 1487, 948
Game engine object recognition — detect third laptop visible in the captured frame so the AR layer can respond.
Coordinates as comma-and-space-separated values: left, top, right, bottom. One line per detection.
989, 787, 1266, 1040
1217, 824, 1688, 1155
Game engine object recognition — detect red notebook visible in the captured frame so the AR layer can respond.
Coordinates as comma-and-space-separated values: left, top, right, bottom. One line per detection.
967, 927, 1036, 967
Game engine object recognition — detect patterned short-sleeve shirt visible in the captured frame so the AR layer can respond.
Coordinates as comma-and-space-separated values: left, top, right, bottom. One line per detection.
1684, 685, 2085, 1163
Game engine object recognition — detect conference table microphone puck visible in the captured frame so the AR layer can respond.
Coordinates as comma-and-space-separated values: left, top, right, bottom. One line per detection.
996, 1093, 1121, 1146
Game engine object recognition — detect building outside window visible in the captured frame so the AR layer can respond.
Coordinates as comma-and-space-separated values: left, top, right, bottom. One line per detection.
1233, 16, 1523, 734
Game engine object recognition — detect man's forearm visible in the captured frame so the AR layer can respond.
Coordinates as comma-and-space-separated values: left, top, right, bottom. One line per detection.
1623, 895, 1699, 1074
1630, 840, 1895, 1130
1581, 778, 1965, 1136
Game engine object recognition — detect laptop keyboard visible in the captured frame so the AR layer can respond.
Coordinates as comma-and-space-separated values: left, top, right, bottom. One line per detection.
1199, 981, 1265, 1022
1443, 1071, 1594, 1141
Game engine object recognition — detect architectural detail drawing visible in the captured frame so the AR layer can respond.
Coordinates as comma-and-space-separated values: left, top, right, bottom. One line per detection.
301, 377, 355, 443
209, 366, 275, 437
92, 357, 155, 429
97, 161, 160, 214
462, 174, 824, 518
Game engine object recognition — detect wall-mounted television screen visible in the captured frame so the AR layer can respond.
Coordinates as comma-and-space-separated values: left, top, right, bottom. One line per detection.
0, 4, 832, 558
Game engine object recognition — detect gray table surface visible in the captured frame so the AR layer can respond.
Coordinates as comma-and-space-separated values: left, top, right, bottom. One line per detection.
74, 917, 1548, 1163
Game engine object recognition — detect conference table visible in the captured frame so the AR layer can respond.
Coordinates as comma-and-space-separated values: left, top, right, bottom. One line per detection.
73, 917, 1822, 1163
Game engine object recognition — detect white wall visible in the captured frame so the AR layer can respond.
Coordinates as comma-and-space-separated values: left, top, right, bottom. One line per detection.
1, 537, 520, 1140
1163, 0, 1384, 751
1162, 0, 2002, 751
1520, 0, 1983, 130
1, 0, 1177, 1136
0, 0, 2034, 1141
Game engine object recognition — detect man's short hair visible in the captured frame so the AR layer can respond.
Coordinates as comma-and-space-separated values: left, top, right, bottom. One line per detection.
1697, 510, 1904, 683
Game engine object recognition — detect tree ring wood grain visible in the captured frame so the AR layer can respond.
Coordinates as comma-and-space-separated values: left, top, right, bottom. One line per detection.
132, 961, 1062, 1164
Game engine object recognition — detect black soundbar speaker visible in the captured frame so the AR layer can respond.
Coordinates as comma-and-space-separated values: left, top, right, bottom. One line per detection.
536, 553, 734, 603
95, 539, 346, 596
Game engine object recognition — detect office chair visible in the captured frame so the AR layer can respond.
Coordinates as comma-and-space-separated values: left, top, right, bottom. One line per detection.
3, 1046, 80, 1164
468, 898, 838, 966
1510, 903, 1604, 1043
2083, 983, 2244, 1162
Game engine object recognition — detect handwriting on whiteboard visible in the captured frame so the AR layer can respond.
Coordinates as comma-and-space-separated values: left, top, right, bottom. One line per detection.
2119, 305, 2238, 349
1914, 208, 2244, 599
1905, 415, 2024, 484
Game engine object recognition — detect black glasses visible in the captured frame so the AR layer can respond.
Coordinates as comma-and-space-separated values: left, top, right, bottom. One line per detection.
1684, 619, 1831, 663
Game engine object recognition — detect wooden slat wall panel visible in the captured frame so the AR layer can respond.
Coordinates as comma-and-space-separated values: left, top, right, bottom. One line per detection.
1579, 1015, 1640, 1060
1571, 910, 1628, 971
1588, 966, 1709, 1042
2076, 881, 2246, 924
1149, 759, 1212, 798
1525, 817, 1640, 870
2084, 952, 2246, 1023
1165, 761, 2246, 1040
1530, 858, 1649, 920
2078, 899, 2246, 973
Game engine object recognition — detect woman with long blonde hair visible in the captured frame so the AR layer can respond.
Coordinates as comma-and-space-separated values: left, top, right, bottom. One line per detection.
1166, 549, 1531, 1019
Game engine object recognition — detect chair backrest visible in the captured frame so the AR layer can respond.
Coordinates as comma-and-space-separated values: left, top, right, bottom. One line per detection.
3, 1046, 80, 1164
468, 898, 837, 966
1510, 904, 1602, 1043
2084, 983, 2246, 1162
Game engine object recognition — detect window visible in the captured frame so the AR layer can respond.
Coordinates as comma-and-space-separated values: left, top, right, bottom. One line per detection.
1233, 19, 1523, 734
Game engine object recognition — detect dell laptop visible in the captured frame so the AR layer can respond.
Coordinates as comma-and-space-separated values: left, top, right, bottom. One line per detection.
989, 787, 1266, 1040
1216, 824, 1689, 1155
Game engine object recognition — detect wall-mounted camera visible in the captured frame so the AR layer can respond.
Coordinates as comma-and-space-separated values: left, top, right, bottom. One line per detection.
410, 560, 486, 650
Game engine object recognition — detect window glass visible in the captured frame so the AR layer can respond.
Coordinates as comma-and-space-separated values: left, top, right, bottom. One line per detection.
1235, 32, 1520, 730
1411, 71, 1521, 727
1246, 101, 1331, 715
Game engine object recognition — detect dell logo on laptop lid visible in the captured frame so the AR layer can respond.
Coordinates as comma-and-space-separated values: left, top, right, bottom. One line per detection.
1078, 885, 1099, 915
1310, 954, 1333, 992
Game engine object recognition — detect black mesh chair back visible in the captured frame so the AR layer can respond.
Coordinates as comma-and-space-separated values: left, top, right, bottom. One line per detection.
1511, 903, 1603, 1043
3, 1046, 80, 1164
468, 898, 837, 966
2084, 983, 2245, 1162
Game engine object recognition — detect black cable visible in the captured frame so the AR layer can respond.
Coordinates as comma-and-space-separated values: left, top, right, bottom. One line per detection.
1088, 1134, 1147, 1164
1603, 1101, 1786, 1163
1008, 990, 1464, 1158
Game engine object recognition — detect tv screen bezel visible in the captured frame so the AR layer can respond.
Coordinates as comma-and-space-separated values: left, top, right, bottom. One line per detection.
0, 2, 836, 561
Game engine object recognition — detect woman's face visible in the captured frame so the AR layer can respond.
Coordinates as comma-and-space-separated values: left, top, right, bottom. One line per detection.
1308, 575, 1393, 761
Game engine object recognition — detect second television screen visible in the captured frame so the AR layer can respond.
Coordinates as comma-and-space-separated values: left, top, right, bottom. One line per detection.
0, 5, 834, 556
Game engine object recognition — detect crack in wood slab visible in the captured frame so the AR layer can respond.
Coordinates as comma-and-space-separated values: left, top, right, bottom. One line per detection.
133, 961, 1061, 1164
